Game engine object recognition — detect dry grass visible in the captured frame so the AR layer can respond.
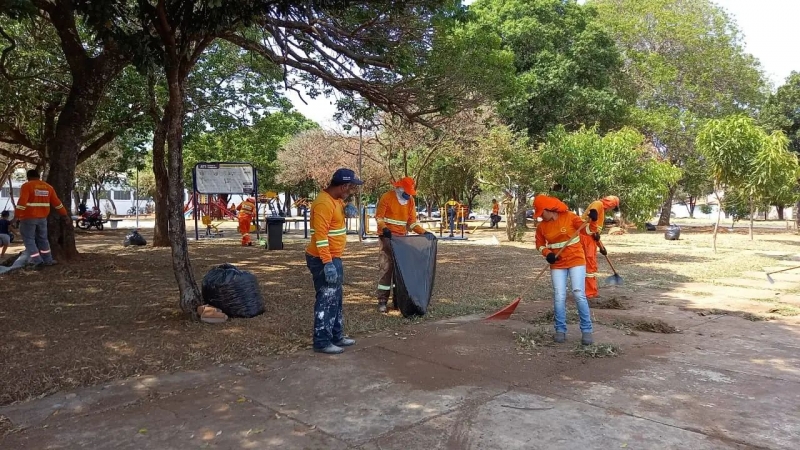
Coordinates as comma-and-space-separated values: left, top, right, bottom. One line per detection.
572, 343, 620, 358
768, 305, 800, 317
590, 297, 629, 309
514, 327, 554, 350
612, 319, 679, 334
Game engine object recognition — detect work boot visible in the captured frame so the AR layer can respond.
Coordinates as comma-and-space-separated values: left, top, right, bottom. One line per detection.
24, 263, 43, 272
44, 260, 58, 266
581, 332, 594, 346
377, 301, 388, 314
554, 332, 566, 343
314, 344, 344, 355
333, 337, 356, 347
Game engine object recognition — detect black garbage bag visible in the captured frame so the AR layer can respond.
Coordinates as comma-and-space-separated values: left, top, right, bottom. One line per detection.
201, 263, 265, 318
645, 223, 657, 231
123, 230, 147, 247
390, 234, 437, 318
665, 225, 681, 240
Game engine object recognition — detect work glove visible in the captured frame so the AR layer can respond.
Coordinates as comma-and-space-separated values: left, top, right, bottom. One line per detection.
588, 209, 599, 222
599, 246, 608, 256
323, 263, 339, 285
381, 227, 392, 239
593, 232, 601, 242
546, 252, 559, 264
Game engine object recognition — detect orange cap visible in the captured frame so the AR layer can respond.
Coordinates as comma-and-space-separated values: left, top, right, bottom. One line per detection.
533, 195, 569, 219
601, 195, 619, 209
393, 176, 417, 196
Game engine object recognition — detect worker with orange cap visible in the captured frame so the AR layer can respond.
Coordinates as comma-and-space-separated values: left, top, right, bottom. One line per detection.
237, 197, 257, 246
374, 176, 435, 313
533, 194, 598, 345
580, 195, 620, 299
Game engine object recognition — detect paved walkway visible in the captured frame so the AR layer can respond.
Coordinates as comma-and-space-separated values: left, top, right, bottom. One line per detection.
2, 276, 799, 449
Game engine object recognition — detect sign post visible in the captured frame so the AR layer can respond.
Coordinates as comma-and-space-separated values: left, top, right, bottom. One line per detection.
192, 162, 258, 241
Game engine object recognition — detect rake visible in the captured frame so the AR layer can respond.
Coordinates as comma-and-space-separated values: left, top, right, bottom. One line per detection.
597, 242, 623, 286
485, 222, 590, 321
766, 265, 800, 284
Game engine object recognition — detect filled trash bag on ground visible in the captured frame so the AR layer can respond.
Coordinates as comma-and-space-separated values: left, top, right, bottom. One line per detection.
201, 263, 265, 318
665, 225, 681, 240
645, 223, 657, 231
390, 234, 437, 318
123, 230, 147, 247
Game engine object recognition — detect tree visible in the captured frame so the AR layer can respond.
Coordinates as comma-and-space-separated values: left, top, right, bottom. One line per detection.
761, 72, 800, 225
539, 126, 682, 226
471, 0, 628, 140
697, 115, 798, 250
74, 142, 133, 213
591, 0, 768, 226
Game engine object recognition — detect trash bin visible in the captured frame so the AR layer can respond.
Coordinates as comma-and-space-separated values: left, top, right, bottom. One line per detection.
266, 216, 286, 250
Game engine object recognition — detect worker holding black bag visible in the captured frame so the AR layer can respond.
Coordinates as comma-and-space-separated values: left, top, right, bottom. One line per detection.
375, 176, 435, 313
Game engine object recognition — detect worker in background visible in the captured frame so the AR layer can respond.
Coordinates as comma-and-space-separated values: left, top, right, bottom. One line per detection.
306, 168, 363, 354
445, 198, 459, 237
580, 195, 620, 299
375, 176, 435, 313
15, 169, 68, 270
534, 194, 599, 345
490, 198, 501, 229
237, 197, 257, 246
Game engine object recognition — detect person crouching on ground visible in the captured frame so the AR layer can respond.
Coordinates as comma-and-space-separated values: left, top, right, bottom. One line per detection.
0, 210, 13, 258
490, 198, 501, 229
305, 168, 363, 354
375, 176, 435, 313
533, 194, 598, 345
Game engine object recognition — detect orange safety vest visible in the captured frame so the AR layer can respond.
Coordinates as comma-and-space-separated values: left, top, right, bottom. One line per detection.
306, 191, 347, 264
375, 191, 425, 236
15, 180, 67, 220
535, 211, 592, 269
237, 200, 256, 219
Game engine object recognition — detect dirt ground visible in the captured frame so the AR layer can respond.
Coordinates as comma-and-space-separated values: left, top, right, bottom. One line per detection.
2, 223, 799, 408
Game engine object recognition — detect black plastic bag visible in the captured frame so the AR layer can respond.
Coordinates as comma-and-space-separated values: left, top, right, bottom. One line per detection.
390, 234, 437, 317
665, 225, 681, 240
645, 223, 657, 231
123, 230, 147, 247
201, 263, 265, 318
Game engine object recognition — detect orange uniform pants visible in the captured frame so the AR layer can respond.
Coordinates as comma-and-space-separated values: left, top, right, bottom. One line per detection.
238, 215, 252, 234
580, 234, 598, 298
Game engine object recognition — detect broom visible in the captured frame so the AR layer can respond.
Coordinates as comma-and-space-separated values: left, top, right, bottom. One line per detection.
485, 221, 590, 321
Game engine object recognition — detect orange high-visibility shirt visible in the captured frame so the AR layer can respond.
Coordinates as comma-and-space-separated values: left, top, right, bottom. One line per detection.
535, 211, 592, 269
237, 200, 256, 219
306, 191, 347, 264
492, 203, 500, 215
375, 191, 425, 236
15, 180, 67, 220
581, 199, 605, 233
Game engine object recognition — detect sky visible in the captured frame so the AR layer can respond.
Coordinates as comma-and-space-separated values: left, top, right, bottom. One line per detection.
284, 0, 800, 129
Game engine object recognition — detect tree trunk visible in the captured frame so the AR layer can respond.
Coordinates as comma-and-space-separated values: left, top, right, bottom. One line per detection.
165, 65, 202, 319
796, 199, 800, 231
687, 196, 696, 218
152, 112, 171, 247
749, 197, 754, 241
657, 186, 676, 226
713, 192, 722, 253
777, 206, 785, 221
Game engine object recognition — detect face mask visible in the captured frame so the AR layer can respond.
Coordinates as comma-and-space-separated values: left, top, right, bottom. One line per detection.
401, 192, 411, 200
395, 188, 409, 205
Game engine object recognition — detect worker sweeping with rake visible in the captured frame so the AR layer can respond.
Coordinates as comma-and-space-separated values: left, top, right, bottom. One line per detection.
534, 194, 598, 345
580, 195, 620, 300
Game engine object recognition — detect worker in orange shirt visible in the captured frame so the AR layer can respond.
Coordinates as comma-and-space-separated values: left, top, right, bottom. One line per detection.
580, 195, 620, 299
490, 198, 501, 229
375, 177, 435, 313
236, 197, 257, 246
534, 194, 599, 345
15, 169, 68, 270
306, 168, 363, 354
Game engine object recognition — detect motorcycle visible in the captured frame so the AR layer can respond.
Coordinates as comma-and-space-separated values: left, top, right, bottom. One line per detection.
76, 207, 105, 230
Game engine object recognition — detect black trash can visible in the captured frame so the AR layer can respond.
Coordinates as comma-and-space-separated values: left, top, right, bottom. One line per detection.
266, 216, 286, 250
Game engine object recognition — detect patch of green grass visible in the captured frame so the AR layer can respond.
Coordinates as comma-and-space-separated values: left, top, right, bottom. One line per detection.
514, 327, 554, 350
572, 343, 620, 358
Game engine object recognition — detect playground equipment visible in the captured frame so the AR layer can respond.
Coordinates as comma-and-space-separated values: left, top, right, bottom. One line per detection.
439, 201, 468, 240
259, 191, 282, 217
184, 193, 237, 221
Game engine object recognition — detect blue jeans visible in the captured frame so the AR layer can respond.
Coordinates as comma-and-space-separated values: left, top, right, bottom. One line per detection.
550, 265, 593, 333
19, 218, 53, 265
306, 255, 344, 349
